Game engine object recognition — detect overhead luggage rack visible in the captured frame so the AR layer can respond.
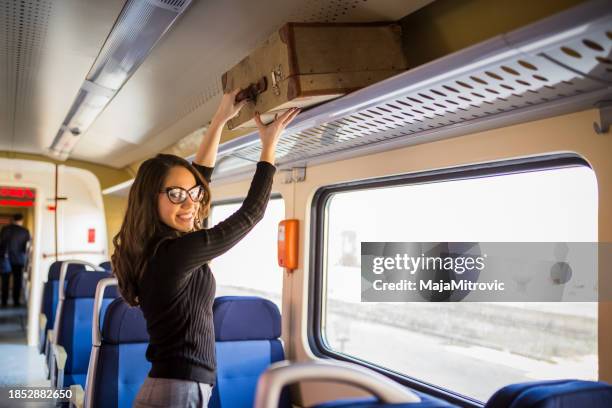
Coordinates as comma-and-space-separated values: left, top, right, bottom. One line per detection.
205, 0, 611, 182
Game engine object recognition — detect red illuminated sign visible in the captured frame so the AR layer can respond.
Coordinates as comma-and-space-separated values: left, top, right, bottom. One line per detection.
0, 187, 35, 208
0, 199, 33, 207
0, 187, 35, 199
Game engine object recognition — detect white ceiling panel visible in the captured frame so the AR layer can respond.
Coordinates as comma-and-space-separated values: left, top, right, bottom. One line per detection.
71, 0, 433, 167
0, 0, 126, 155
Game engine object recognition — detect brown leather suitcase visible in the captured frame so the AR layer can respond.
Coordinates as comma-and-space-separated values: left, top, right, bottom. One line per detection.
221, 22, 407, 130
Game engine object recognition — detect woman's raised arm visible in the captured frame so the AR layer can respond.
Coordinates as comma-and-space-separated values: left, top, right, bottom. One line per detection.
193, 89, 247, 167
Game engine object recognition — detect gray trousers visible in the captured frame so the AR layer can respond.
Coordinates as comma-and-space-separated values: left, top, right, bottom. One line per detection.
133, 377, 213, 408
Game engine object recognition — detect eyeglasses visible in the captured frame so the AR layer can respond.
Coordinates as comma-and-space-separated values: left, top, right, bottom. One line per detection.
160, 185, 207, 204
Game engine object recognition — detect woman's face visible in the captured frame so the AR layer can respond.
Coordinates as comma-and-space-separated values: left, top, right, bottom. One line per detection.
158, 166, 200, 232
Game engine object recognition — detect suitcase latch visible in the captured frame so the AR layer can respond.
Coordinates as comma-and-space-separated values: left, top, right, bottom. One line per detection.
271, 65, 284, 96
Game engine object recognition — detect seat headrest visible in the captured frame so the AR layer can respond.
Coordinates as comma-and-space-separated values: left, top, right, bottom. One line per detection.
486, 380, 612, 408
101, 297, 149, 344
65, 271, 118, 299
213, 296, 281, 341
99, 261, 112, 271
48, 262, 87, 281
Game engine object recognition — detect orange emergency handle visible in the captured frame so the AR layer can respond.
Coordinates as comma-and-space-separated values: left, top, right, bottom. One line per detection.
278, 219, 299, 270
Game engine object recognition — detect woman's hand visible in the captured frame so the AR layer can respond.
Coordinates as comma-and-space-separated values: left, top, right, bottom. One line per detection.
255, 108, 300, 148
212, 89, 248, 125
255, 108, 300, 165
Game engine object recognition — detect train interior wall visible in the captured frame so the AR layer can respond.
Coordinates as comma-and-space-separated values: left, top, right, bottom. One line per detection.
202, 108, 611, 406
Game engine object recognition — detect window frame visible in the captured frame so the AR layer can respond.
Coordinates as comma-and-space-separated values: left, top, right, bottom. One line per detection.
211, 193, 283, 208
308, 153, 592, 407
210, 192, 283, 225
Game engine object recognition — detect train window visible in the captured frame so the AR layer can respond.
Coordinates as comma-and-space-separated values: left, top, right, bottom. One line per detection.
210, 196, 284, 311
315, 157, 597, 402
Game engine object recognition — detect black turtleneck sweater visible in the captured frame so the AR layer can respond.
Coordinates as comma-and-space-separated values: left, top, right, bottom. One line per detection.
138, 161, 276, 385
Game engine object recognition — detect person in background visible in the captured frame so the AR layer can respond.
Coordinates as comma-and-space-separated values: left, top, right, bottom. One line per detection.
0, 214, 30, 307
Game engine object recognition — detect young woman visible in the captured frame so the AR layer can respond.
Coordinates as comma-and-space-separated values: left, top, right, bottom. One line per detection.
112, 89, 299, 407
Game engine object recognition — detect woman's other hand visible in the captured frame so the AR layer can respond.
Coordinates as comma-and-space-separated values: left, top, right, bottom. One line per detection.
212, 89, 248, 125
255, 108, 300, 165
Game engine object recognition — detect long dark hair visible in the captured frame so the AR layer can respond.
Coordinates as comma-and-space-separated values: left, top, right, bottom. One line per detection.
111, 154, 211, 306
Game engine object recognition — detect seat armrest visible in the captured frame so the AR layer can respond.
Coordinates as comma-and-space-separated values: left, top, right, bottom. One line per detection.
46, 329, 54, 357
69, 384, 84, 408
52, 344, 67, 389
38, 314, 47, 354
39, 314, 47, 333
45, 330, 54, 380
53, 344, 67, 370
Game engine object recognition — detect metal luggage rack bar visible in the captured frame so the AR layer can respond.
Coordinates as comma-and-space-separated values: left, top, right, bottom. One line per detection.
206, 0, 611, 182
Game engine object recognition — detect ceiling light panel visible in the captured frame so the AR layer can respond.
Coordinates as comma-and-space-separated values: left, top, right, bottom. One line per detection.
47, 0, 193, 160
87, 0, 192, 91
72, 0, 435, 167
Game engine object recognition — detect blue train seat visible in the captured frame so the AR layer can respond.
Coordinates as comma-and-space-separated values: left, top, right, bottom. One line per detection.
210, 296, 289, 408
86, 295, 150, 408
99, 261, 112, 271
485, 379, 612, 408
312, 380, 612, 408
39, 261, 86, 354
53, 271, 118, 389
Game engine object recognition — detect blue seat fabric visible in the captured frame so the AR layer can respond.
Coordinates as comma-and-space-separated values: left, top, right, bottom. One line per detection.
485, 379, 612, 408
210, 296, 289, 408
92, 297, 150, 408
312, 391, 456, 408
39, 262, 87, 352
56, 271, 117, 388
314, 380, 612, 408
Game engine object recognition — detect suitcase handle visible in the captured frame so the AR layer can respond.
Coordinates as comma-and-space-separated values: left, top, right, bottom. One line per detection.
235, 77, 268, 103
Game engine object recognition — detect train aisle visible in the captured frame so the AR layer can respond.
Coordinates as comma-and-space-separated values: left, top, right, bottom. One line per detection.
0, 305, 53, 408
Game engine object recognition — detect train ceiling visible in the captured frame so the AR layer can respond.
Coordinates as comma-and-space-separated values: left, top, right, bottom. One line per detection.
0, 0, 432, 168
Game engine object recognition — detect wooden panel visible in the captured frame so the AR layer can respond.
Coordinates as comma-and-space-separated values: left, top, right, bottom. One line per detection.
400, 0, 587, 67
